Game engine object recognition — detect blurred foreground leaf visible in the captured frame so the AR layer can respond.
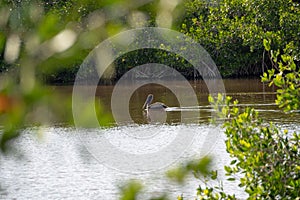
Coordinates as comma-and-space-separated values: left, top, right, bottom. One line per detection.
120, 181, 143, 200
166, 156, 212, 184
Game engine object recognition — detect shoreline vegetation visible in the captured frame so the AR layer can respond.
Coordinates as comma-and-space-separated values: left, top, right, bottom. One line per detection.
1, 0, 299, 85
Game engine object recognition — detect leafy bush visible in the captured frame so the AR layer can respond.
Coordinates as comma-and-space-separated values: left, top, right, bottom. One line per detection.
262, 40, 300, 112
182, 0, 300, 77
208, 94, 300, 199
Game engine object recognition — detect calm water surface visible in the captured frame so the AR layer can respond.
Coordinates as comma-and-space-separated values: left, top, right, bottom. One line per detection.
0, 79, 299, 199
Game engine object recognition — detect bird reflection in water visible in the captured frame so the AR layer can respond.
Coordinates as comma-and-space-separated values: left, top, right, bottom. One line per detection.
142, 94, 168, 123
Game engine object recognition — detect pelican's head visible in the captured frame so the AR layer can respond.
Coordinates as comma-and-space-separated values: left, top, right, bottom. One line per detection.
143, 94, 153, 109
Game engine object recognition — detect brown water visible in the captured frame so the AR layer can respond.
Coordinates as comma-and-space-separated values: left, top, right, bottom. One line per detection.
57, 78, 299, 125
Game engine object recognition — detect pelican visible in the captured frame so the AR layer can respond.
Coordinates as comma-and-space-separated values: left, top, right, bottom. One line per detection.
142, 94, 167, 111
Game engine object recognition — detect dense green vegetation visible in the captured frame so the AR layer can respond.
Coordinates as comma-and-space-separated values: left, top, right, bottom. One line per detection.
182, 0, 300, 77
0, 0, 191, 84
1, 0, 299, 82
262, 39, 300, 112
185, 44, 300, 199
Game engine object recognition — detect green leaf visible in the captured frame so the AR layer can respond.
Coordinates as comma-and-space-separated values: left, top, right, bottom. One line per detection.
230, 159, 237, 165
211, 170, 218, 180
227, 177, 236, 181
120, 181, 143, 200
224, 166, 232, 173
263, 39, 271, 51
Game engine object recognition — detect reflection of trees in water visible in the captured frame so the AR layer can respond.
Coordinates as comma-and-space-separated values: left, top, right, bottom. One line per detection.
122, 64, 180, 80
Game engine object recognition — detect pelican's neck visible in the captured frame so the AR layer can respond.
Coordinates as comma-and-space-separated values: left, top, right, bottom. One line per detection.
143, 94, 153, 109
